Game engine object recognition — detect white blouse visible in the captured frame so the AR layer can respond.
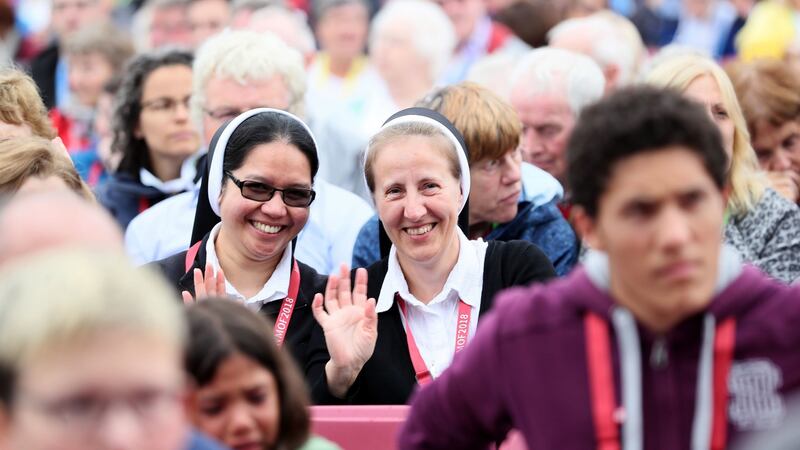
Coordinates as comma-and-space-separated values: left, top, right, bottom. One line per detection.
376, 229, 488, 378
204, 223, 293, 311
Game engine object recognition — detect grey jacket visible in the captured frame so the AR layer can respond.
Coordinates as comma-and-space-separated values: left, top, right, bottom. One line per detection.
724, 188, 800, 283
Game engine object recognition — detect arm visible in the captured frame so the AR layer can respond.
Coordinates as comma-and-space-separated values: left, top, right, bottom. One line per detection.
398, 305, 513, 449
749, 192, 800, 283
502, 240, 557, 287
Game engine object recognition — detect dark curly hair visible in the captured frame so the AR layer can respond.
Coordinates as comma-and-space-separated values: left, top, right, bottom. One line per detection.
566, 85, 728, 218
185, 299, 310, 450
112, 49, 193, 179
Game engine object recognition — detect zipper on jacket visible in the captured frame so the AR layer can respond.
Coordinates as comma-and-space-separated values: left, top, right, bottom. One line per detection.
650, 337, 669, 369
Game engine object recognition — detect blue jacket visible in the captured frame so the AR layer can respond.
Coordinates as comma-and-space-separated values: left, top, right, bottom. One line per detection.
95, 172, 175, 230
351, 198, 579, 276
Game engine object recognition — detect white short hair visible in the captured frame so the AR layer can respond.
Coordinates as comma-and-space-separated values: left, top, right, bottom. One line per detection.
369, 0, 456, 82
510, 47, 605, 116
191, 29, 307, 126
548, 13, 642, 86
247, 6, 316, 57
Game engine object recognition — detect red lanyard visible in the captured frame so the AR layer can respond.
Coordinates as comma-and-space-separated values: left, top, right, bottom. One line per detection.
583, 311, 736, 450
396, 293, 473, 385
184, 241, 301, 347
272, 261, 300, 347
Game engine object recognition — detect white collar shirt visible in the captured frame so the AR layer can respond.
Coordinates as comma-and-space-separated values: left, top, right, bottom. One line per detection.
376, 229, 488, 378
139, 152, 200, 194
204, 223, 293, 311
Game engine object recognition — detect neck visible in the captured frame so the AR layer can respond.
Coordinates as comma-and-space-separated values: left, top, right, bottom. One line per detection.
468, 221, 491, 240
610, 279, 695, 335
398, 234, 461, 304
148, 153, 184, 182
386, 75, 432, 109
215, 226, 282, 298
328, 54, 357, 78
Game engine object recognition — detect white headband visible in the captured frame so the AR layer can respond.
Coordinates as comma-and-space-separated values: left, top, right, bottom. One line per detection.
207, 108, 317, 217
362, 114, 471, 212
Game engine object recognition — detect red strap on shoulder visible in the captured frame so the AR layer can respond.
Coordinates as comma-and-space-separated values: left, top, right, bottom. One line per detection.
584, 312, 621, 450
711, 318, 736, 450
486, 22, 512, 53
138, 197, 150, 214
184, 241, 203, 273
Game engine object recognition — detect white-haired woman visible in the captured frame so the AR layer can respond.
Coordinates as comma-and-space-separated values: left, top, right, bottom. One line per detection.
307, 108, 556, 405
644, 53, 800, 283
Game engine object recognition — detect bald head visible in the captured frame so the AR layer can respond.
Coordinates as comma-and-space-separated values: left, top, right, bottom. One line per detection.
0, 192, 124, 265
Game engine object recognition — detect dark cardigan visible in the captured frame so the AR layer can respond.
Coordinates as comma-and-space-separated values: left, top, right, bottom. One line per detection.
307, 239, 556, 405
154, 232, 328, 370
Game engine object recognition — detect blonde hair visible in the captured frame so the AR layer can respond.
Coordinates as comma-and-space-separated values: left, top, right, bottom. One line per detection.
644, 54, 766, 216
364, 122, 459, 193
0, 68, 56, 139
0, 137, 94, 201
0, 249, 186, 398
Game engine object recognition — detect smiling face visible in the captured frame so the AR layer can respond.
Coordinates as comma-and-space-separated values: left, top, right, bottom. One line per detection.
575, 146, 725, 332
371, 135, 463, 269
217, 141, 311, 265
683, 75, 735, 162
188, 353, 280, 450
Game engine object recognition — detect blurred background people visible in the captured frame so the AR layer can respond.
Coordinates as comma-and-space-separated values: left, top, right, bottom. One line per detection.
96, 49, 200, 229
30, 0, 112, 110
56, 21, 133, 153
132, 0, 193, 52
187, 0, 231, 48
726, 58, 800, 205
508, 47, 605, 218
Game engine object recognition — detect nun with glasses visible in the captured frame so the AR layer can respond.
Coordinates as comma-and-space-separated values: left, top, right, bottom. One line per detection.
308, 108, 557, 405
155, 108, 327, 368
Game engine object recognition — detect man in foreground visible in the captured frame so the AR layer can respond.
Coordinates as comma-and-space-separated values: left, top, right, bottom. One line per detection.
399, 86, 800, 449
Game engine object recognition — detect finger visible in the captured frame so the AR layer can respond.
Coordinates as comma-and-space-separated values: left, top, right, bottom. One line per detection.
353, 268, 368, 305
338, 264, 353, 307
193, 268, 206, 299
364, 298, 378, 326
181, 291, 195, 304
311, 293, 328, 327
215, 267, 226, 297
325, 274, 341, 313
204, 263, 216, 297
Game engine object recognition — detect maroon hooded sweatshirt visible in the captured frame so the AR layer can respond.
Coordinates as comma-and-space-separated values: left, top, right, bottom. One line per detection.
399, 249, 800, 449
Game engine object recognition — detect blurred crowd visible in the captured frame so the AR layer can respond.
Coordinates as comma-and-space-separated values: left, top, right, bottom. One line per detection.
0, 0, 799, 449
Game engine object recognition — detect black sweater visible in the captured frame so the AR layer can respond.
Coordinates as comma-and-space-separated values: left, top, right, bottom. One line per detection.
154, 232, 328, 370
307, 239, 556, 405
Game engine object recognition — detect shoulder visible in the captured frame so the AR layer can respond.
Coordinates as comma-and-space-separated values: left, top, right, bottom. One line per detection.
485, 240, 555, 273
151, 250, 189, 284
487, 269, 594, 339
316, 180, 372, 216
297, 259, 329, 293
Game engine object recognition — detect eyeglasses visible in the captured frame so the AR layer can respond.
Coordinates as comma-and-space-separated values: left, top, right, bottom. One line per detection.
141, 96, 191, 114
225, 171, 316, 207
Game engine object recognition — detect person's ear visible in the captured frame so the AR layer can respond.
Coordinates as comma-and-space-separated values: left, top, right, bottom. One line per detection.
572, 206, 606, 251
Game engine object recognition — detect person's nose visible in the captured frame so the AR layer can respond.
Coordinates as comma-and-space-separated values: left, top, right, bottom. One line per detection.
501, 155, 522, 185
173, 100, 191, 122
260, 192, 288, 217
96, 404, 143, 450
403, 191, 426, 222
226, 402, 259, 438
655, 206, 692, 251
770, 148, 793, 171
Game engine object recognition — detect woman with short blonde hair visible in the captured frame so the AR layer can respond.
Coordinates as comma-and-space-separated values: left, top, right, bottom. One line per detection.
0, 68, 56, 140
645, 53, 800, 283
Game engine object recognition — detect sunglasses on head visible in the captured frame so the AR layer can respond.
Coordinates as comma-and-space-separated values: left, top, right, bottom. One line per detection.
224, 171, 316, 207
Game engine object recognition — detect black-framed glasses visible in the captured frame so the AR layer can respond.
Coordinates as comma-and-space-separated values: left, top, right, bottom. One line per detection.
224, 171, 316, 207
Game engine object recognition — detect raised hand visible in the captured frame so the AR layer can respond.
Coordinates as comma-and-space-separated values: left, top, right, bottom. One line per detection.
311, 264, 378, 398
181, 263, 227, 304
